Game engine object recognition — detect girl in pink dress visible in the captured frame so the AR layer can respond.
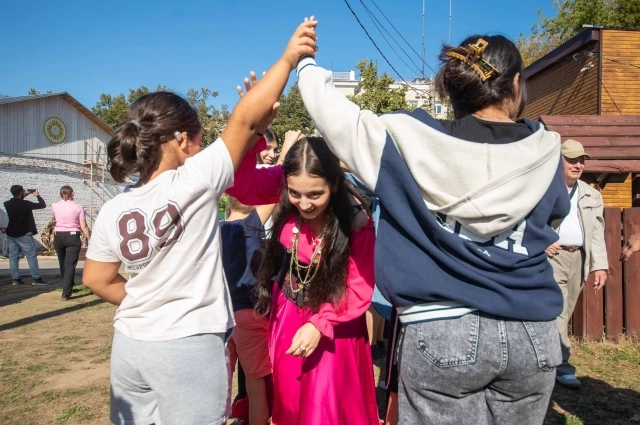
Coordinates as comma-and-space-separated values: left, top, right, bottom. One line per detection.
227, 136, 379, 425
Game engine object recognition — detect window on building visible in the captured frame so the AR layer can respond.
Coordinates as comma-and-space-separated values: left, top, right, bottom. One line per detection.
409, 100, 418, 107
435, 103, 443, 115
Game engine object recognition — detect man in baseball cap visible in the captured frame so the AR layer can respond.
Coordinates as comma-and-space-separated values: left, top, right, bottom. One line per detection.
545, 139, 608, 389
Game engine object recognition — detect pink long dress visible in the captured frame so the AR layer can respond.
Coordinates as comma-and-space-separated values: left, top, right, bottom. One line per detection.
269, 217, 379, 425
226, 139, 379, 425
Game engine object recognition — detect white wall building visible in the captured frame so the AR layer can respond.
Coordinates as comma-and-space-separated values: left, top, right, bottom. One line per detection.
0, 93, 121, 252
331, 71, 450, 119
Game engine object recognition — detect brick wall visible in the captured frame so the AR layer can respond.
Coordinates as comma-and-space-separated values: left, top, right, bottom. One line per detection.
0, 154, 123, 252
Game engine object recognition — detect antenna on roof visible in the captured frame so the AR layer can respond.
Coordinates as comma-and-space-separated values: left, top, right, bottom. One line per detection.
421, 0, 425, 79
449, 0, 452, 45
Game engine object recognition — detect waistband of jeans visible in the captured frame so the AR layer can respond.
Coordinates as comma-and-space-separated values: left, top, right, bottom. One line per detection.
54, 230, 81, 234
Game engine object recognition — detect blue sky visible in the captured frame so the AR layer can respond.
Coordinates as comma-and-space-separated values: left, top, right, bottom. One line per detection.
1, 0, 556, 110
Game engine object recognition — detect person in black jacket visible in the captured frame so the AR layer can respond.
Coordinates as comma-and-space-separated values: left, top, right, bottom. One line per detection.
4, 185, 48, 286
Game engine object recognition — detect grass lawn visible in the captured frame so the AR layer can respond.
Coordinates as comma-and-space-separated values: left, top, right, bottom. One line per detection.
1, 275, 639, 424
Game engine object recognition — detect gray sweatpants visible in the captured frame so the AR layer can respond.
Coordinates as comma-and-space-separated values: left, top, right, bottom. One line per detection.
110, 330, 231, 425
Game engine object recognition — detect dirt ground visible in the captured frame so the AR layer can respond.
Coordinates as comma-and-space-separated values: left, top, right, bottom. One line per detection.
1, 272, 639, 425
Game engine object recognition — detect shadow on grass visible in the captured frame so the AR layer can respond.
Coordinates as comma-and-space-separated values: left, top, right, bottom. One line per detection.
0, 298, 104, 332
545, 377, 640, 425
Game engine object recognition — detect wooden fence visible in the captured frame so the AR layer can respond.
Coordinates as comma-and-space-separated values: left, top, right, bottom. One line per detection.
571, 207, 640, 340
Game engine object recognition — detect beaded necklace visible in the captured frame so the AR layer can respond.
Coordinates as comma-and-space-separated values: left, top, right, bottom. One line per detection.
287, 216, 326, 294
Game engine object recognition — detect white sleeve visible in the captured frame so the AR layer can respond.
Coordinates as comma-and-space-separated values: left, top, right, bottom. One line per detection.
297, 58, 388, 191
86, 208, 120, 263
180, 137, 235, 197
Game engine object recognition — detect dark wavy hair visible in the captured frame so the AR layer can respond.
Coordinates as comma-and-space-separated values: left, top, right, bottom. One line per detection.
255, 137, 358, 314
106, 92, 201, 183
435, 34, 527, 119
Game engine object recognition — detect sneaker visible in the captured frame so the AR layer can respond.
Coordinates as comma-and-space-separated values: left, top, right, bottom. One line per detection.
12, 279, 25, 286
32, 278, 50, 286
61, 295, 71, 301
556, 374, 582, 389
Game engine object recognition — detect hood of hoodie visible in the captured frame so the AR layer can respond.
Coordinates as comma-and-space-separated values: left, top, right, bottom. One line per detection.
378, 112, 562, 238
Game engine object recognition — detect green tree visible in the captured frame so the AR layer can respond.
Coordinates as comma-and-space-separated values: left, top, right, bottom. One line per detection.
347, 59, 410, 114
27, 88, 52, 95
92, 92, 129, 129
518, 0, 640, 66
186, 87, 230, 148
269, 84, 316, 143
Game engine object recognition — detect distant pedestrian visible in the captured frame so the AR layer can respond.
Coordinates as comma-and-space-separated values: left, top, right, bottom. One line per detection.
4, 185, 48, 286
51, 186, 91, 300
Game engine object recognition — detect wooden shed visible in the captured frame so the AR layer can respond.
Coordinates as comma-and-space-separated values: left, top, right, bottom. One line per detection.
541, 115, 640, 208
522, 27, 640, 208
522, 27, 640, 118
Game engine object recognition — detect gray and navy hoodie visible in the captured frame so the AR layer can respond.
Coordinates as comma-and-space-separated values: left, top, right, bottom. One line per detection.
297, 58, 570, 323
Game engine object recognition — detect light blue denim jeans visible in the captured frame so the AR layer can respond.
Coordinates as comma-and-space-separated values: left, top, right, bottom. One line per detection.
398, 312, 561, 425
7, 233, 41, 280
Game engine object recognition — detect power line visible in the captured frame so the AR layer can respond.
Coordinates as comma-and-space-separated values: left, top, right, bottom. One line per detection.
359, 1, 423, 76
600, 80, 623, 115
368, 0, 434, 74
343, 0, 432, 99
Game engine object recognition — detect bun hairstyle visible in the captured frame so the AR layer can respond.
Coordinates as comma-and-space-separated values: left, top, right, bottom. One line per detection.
435, 35, 526, 119
107, 92, 201, 183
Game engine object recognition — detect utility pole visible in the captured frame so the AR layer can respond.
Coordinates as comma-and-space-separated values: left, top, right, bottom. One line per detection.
449, 0, 452, 45
421, 0, 425, 79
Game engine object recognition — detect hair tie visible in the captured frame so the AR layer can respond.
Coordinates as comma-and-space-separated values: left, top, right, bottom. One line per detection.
129, 120, 141, 129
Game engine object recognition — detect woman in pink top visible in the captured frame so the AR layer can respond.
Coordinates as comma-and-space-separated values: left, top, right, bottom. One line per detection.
51, 186, 90, 300
227, 137, 379, 425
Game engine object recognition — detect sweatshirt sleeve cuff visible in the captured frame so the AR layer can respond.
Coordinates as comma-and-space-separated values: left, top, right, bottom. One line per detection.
296, 57, 317, 77
308, 314, 334, 340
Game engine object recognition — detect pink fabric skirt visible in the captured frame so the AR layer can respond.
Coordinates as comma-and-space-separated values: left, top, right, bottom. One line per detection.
268, 283, 379, 425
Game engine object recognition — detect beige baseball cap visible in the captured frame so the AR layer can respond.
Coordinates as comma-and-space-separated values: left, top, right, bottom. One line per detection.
561, 139, 592, 159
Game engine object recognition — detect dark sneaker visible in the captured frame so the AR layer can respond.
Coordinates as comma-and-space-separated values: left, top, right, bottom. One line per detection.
32, 278, 50, 286
12, 279, 25, 286
61, 295, 71, 301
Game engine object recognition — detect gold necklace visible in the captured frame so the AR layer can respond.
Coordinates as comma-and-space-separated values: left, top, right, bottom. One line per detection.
288, 218, 325, 293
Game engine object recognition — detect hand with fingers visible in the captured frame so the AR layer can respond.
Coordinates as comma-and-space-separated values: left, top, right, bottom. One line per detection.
620, 233, 640, 262
544, 242, 561, 258
281, 16, 318, 70
236, 71, 280, 136
286, 322, 322, 358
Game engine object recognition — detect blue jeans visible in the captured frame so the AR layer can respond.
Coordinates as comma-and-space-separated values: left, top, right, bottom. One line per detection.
398, 312, 560, 425
7, 233, 41, 280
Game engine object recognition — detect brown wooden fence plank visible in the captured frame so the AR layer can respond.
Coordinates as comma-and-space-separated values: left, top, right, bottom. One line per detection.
583, 272, 604, 340
604, 208, 624, 340
623, 208, 640, 336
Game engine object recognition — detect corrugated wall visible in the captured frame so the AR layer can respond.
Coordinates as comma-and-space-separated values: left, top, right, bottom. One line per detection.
521, 41, 599, 120
601, 30, 640, 115
0, 96, 111, 165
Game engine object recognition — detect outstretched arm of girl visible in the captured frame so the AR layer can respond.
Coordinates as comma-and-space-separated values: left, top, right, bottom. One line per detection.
221, 18, 317, 171
227, 128, 303, 205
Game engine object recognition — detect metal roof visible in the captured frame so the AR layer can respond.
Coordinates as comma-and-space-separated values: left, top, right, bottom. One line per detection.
0, 92, 114, 136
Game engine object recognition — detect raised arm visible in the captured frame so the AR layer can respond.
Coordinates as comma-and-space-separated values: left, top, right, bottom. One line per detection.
296, 57, 388, 191
220, 19, 317, 171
